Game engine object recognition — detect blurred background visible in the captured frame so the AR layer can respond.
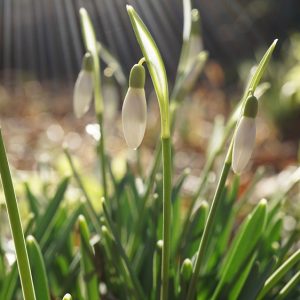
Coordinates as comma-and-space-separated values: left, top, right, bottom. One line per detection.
0, 0, 300, 175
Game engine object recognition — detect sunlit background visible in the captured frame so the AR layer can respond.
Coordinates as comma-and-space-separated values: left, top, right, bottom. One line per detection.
1, 0, 300, 85
0, 0, 300, 174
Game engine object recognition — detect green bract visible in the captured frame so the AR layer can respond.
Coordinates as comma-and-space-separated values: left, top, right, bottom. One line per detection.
129, 64, 146, 89
243, 95, 258, 118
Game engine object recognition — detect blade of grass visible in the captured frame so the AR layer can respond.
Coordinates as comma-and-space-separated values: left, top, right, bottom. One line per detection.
64, 148, 102, 233
26, 236, 51, 300
0, 130, 36, 300
78, 215, 100, 300
45, 205, 84, 266
34, 177, 69, 241
79, 8, 107, 199
257, 248, 300, 300
24, 182, 40, 217
276, 271, 300, 300
102, 198, 146, 300
238, 256, 277, 300
211, 199, 267, 300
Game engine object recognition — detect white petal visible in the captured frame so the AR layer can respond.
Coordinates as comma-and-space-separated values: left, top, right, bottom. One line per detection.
232, 116, 256, 174
73, 71, 93, 118
122, 88, 147, 149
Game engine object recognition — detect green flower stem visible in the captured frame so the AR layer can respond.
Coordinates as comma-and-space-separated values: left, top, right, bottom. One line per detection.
79, 8, 107, 200
96, 112, 108, 200
160, 136, 172, 300
257, 248, 300, 300
0, 130, 36, 300
186, 143, 233, 300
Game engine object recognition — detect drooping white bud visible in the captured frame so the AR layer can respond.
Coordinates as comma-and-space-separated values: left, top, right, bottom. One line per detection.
73, 53, 94, 118
122, 87, 147, 150
73, 70, 93, 118
232, 116, 256, 174
122, 62, 147, 150
232, 94, 258, 174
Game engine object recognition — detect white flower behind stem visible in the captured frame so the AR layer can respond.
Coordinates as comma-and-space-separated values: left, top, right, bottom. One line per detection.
232, 116, 256, 174
232, 95, 258, 174
73, 53, 94, 118
73, 70, 93, 118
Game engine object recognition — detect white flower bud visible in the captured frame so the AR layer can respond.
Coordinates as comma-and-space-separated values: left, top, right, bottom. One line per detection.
122, 87, 147, 150
232, 116, 256, 174
73, 70, 93, 118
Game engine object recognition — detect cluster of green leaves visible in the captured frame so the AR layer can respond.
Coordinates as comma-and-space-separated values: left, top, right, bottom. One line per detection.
0, 1, 299, 300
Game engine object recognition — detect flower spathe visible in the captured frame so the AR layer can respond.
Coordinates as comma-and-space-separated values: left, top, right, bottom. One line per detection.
122, 62, 147, 150
232, 94, 258, 174
122, 87, 147, 149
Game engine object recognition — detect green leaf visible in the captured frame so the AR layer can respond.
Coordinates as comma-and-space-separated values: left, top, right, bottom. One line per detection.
79, 8, 98, 58
0, 130, 36, 300
34, 177, 69, 241
78, 215, 100, 300
24, 182, 40, 217
248, 39, 278, 92
212, 199, 268, 300
229, 253, 257, 300
238, 256, 277, 300
257, 248, 300, 299
44, 205, 83, 266
276, 271, 300, 300
26, 236, 51, 300
127, 5, 170, 137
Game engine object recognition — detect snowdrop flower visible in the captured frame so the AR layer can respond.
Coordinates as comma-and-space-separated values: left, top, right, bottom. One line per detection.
232, 94, 258, 174
122, 61, 147, 150
73, 53, 94, 118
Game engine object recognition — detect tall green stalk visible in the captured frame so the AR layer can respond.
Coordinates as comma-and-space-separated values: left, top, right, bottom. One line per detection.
79, 8, 108, 199
161, 137, 172, 300
185, 144, 233, 300
0, 130, 36, 300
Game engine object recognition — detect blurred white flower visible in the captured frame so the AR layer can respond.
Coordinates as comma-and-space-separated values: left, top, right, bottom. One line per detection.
232, 116, 256, 174
73, 70, 93, 118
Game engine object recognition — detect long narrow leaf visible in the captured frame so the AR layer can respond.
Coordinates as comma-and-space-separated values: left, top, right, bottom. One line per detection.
78, 215, 100, 300
26, 236, 51, 300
